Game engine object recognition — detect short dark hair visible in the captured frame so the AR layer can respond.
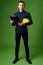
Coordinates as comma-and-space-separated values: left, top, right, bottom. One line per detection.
18, 1, 25, 4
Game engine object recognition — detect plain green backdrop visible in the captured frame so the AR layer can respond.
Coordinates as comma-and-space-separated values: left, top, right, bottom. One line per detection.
0, 0, 43, 65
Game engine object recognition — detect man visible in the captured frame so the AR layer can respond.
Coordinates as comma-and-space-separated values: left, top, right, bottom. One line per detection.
10, 1, 33, 64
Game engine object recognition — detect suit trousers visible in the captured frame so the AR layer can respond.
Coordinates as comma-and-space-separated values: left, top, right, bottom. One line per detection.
15, 31, 30, 59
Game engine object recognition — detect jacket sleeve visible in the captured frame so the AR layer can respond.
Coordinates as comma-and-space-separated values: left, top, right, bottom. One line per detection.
11, 13, 18, 26
25, 12, 33, 26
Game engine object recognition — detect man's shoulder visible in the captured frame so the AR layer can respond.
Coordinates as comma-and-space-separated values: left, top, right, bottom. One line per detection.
14, 11, 30, 16
14, 12, 19, 15
24, 11, 30, 14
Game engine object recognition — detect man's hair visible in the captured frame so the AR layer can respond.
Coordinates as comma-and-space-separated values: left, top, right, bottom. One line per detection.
18, 0, 25, 4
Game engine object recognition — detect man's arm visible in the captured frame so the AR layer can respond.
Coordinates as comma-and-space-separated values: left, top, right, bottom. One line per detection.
25, 12, 33, 26
10, 13, 17, 26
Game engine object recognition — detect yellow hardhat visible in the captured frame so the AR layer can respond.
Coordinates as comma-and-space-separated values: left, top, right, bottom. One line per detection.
22, 18, 30, 24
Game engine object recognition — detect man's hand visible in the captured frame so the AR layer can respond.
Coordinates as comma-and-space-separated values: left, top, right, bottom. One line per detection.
10, 20, 14, 24
18, 22, 25, 26
18, 22, 22, 26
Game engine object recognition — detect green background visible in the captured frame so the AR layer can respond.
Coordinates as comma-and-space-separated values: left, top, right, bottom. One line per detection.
0, 0, 43, 65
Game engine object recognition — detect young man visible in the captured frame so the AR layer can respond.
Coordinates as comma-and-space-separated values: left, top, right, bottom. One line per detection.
10, 1, 33, 64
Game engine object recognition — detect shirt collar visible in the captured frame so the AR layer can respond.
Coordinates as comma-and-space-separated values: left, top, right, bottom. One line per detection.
18, 10, 25, 13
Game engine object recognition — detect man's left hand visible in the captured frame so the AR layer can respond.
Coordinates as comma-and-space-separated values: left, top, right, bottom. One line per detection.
18, 22, 25, 26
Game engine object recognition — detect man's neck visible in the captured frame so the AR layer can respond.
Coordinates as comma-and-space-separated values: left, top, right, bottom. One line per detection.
19, 10, 24, 12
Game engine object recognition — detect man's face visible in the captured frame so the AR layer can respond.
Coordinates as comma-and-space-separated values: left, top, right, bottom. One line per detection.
18, 2, 25, 11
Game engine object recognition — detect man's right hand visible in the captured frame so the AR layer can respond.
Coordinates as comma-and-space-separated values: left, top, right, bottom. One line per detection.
10, 20, 14, 24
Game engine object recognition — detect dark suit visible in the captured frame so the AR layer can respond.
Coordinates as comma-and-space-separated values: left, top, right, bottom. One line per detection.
13, 11, 33, 59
